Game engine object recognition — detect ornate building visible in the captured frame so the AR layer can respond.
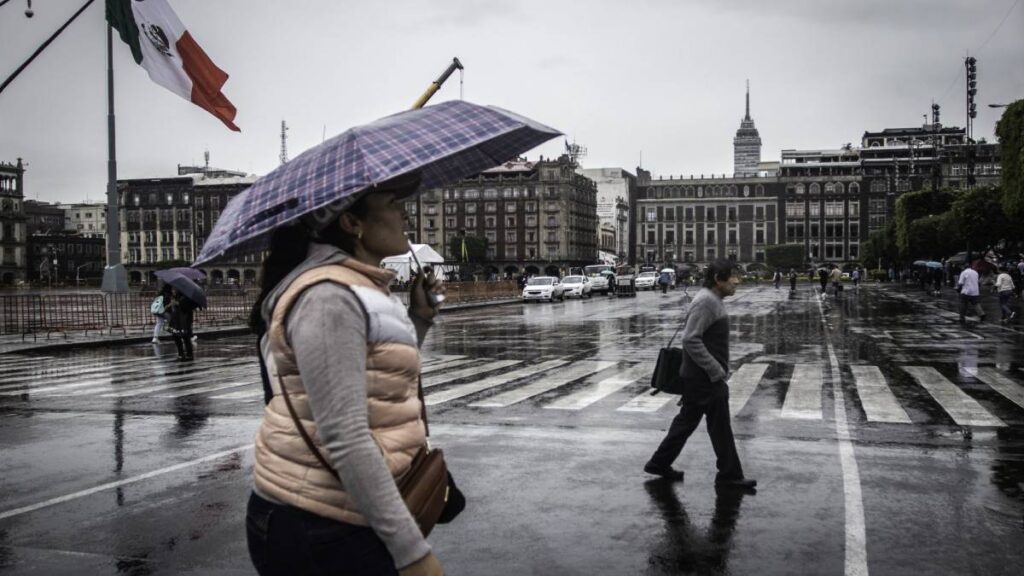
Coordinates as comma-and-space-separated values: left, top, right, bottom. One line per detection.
410, 155, 599, 277
733, 82, 762, 177
0, 159, 27, 285
579, 167, 635, 262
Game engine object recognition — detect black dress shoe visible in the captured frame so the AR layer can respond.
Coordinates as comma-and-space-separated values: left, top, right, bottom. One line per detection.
644, 462, 684, 481
715, 477, 757, 489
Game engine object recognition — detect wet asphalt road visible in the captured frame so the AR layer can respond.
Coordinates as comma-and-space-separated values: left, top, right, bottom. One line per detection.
1, 283, 1022, 575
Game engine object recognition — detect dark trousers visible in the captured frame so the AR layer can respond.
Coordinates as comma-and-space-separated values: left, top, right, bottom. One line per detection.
172, 329, 194, 358
999, 291, 1013, 320
958, 294, 984, 321
246, 492, 398, 576
649, 382, 744, 480
661, 282, 669, 294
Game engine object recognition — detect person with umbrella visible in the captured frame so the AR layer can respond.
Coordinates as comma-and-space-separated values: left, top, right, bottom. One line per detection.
155, 269, 207, 361
192, 102, 558, 576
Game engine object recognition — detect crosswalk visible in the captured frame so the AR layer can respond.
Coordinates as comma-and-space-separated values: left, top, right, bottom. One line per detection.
1, 352, 1022, 428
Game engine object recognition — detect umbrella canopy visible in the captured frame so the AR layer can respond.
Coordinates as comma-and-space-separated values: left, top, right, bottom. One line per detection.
912, 260, 928, 267
194, 100, 560, 266
154, 270, 208, 308
164, 267, 207, 283
925, 261, 943, 269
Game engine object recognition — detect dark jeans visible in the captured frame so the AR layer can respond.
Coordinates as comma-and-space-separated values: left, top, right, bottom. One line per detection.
649, 381, 744, 480
246, 492, 398, 576
172, 329, 193, 358
958, 294, 984, 321
999, 291, 1013, 320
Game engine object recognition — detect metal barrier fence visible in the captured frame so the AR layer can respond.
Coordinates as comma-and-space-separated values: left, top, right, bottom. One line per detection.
0, 282, 515, 341
0, 290, 258, 341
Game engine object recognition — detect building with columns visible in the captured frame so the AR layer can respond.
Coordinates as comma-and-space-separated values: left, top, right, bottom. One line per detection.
0, 159, 27, 285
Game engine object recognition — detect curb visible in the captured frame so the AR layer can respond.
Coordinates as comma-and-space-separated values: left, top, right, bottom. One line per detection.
0, 298, 524, 355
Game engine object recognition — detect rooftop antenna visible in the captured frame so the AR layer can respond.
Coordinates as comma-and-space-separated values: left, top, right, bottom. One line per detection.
565, 138, 587, 167
203, 149, 210, 171
280, 120, 289, 165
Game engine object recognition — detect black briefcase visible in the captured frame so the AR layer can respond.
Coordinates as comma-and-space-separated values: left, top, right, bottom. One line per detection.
650, 322, 686, 395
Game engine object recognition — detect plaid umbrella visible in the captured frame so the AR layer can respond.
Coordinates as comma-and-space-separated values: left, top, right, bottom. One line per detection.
154, 270, 208, 309
193, 100, 560, 266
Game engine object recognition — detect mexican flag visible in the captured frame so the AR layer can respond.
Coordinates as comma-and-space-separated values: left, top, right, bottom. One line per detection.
106, 0, 239, 131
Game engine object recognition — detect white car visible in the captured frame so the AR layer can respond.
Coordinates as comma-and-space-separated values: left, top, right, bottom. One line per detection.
560, 275, 592, 299
634, 271, 658, 290
522, 276, 565, 302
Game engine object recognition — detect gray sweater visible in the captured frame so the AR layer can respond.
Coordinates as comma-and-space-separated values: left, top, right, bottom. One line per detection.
255, 242, 432, 569
679, 288, 730, 387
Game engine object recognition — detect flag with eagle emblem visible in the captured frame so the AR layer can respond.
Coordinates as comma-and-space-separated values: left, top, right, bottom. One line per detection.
106, 0, 239, 131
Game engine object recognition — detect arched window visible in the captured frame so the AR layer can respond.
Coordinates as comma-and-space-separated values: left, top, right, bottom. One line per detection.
849, 182, 860, 194
835, 182, 845, 195
755, 184, 764, 196
795, 183, 805, 195
824, 182, 836, 194
809, 183, 821, 195
685, 186, 694, 197
729, 185, 738, 196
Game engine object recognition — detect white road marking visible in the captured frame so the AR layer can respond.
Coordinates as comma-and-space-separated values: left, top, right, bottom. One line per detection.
471, 361, 617, 408
781, 363, 824, 420
17, 360, 254, 397
420, 357, 481, 374
971, 367, 1024, 411
0, 445, 250, 521
154, 381, 256, 398
100, 367, 257, 398
424, 359, 570, 406
850, 365, 911, 424
422, 360, 523, 388
545, 365, 650, 410
0, 360, 222, 395
902, 366, 1005, 427
616, 391, 674, 412
210, 388, 263, 400
817, 295, 869, 576
0, 356, 160, 383
728, 363, 769, 415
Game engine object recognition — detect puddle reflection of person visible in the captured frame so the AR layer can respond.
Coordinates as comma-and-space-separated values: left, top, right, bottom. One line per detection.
643, 480, 748, 575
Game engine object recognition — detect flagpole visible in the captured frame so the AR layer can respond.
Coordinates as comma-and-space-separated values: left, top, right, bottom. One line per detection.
101, 21, 127, 292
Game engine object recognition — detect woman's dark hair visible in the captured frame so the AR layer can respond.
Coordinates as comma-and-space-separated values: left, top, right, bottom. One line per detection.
249, 195, 370, 331
703, 258, 736, 289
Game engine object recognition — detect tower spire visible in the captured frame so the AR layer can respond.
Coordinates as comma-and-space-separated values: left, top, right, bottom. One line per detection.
745, 79, 750, 120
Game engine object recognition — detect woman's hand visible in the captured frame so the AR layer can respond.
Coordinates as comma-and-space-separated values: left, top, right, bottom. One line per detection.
399, 551, 444, 576
409, 270, 446, 322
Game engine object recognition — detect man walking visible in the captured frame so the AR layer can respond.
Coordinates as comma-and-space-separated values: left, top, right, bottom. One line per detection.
644, 258, 756, 490
957, 263, 985, 324
789, 268, 798, 291
772, 269, 782, 290
995, 267, 1017, 324
851, 267, 861, 291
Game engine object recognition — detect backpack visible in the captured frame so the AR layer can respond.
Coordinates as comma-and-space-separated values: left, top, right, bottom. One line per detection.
150, 295, 165, 315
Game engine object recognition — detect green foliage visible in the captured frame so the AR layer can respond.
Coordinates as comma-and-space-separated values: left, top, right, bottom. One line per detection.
950, 186, 1012, 255
765, 244, 805, 270
905, 213, 960, 260
893, 189, 957, 256
860, 221, 899, 269
995, 99, 1024, 220
869, 269, 888, 282
447, 235, 488, 263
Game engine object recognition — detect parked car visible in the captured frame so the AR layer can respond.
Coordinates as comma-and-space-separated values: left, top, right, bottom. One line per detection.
522, 276, 565, 302
635, 271, 658, 290
560, 275, 592, 299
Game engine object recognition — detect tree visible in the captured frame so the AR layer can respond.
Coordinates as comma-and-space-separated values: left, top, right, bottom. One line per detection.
765, 244, 805, 270
860, 221, 899, 270
893, 189, 957, 256
995, 99, 1024, 221
905, 213, 960, 260
949, 186, 1012, 258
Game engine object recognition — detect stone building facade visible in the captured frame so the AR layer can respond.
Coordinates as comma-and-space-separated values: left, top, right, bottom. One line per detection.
578, 167, 635, 261
26, 233, 105, 284
118, 166, 258, 285
59, 202, 107, 238
23, 200, 65, 235
0, 159, 27, 285
635, 172, 782, 266
410, 155, 599, 277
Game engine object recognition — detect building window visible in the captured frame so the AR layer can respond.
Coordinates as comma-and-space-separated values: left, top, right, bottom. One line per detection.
505, 245, 517, 258
727, 207, 737, 221
809, 183, 821, 195
810, 203, 821, 217
547, 216, 557, 227
685, 229, 694, 244
485, 203, 497, 213
849, 201, 860, 218
445, 204, 457, 215
728, 229, 737, 244
707, 229, 716, 244
755, 206, 765, 220
484, 189, 498, 200
525, 215, 537, 227
525, 202, 537, 213
755, 229, 764, 244
465, 203, 477, 214
706, 248, 716, 260
646, 229, 655, 244
485, 217, 496, 228
646, 207, 656, 222
506, 216, 516, 227
505, 230, 517, 242
706, 207, 715, 221
685, 207, 694, 221
665, 230, 675, 244
506, 202, 517, 212
795, 183, 805, 195
446, 217, 456, 228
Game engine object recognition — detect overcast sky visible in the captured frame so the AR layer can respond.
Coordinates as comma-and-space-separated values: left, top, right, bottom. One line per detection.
1, 0, 1021, 204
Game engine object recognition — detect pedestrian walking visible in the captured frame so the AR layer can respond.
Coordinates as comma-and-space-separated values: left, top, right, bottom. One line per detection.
957, 264, 986, 324
788, 268, 797, 291
828, 265, 843, 298
772, 269, 782, 290
818, 267, 828, 297
995, 267, 1017, 324
644, 258, 757, 490
851, 268, 861, 291
659, 269, 671, 294
150, 284, 172, 343
167, 288, 198, 360
1010, 264, 1023, 301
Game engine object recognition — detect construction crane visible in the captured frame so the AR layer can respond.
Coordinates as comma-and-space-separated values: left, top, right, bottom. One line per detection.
411, 57, 463, 109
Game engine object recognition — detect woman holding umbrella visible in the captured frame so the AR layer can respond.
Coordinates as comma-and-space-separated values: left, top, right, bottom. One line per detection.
154, 269, 208, 361
189, 102, 559, 576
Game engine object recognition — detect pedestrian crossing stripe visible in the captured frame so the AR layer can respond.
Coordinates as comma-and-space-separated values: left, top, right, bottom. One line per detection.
3, 355, 1021, 428
0, 356, 162, 382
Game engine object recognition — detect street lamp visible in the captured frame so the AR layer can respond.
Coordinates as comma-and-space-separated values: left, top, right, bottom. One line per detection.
76, 263, 90, 287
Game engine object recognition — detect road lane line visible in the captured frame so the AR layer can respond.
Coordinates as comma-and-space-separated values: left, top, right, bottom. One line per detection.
0, 361, 217, 394
616, 391, 674, 412
100, 368, 258, 398
471, 361, 617, 407
155, 381, 256, 398
546, 365, 650, 410
850, 365, 911, 424
6, 360, 254, 397
210, 388, 263, 400
0, 356, 162, 383
425, 359, 570, 406
968, 367, 1024, 411
781, 363, 824, 420
0, 445, 250, 521
420, 357, 481, 374
817, 296, 868, 576
728, 363, 769, 416
902, 366, 1005, 427
422, 360, 523, 388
